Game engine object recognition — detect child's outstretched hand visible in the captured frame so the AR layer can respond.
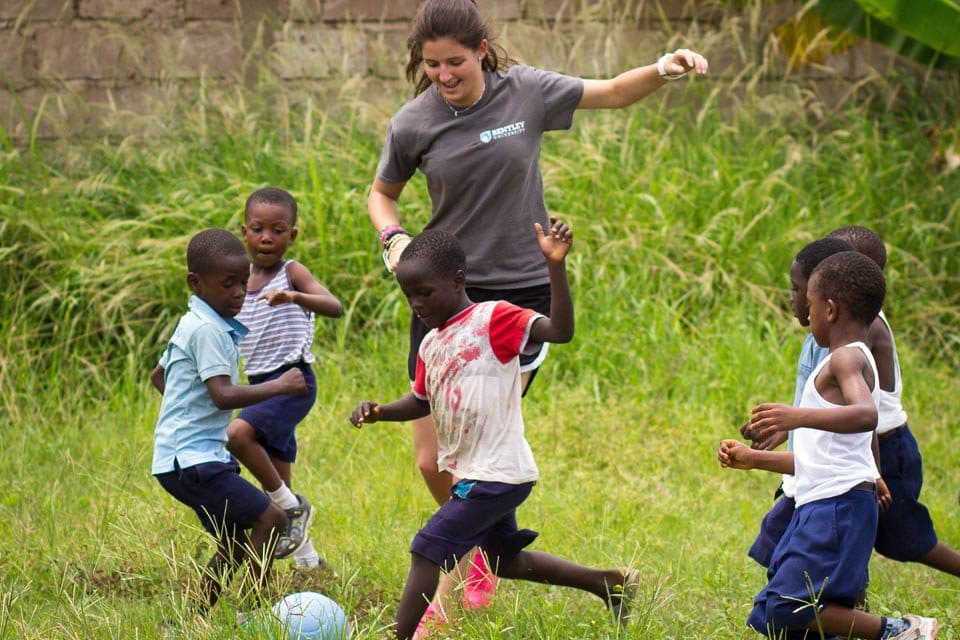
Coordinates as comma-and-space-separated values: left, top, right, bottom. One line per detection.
257, 290, 297, 306
741, 418, 788, 451
718, 439, 755, 470
749, 403, 801, 441
277, 367, 307, 394
350, 401, 381, 428
534, 218, 572, 264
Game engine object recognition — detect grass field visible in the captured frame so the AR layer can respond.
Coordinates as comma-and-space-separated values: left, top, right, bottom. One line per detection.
1, 53, 959, 639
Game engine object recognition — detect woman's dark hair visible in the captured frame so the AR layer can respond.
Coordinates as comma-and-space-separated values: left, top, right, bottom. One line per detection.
405, 0, 513, 96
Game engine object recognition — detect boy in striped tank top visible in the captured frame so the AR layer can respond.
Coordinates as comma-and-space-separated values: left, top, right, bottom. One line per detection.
719, 252, 937, 640
227, 187, 344, 568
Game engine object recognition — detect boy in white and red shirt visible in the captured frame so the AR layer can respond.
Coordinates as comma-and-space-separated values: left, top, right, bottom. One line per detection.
350, 221, 637, 640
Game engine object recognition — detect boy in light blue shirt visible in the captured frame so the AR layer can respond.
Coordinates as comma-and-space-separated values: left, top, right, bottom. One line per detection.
151, 228, 307, 614
742, 238, 855, 567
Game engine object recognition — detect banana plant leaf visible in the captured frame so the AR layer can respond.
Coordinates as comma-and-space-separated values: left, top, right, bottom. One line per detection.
812, 0, 960, 69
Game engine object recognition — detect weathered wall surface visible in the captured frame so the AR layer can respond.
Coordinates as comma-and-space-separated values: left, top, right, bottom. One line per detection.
0, 1, 910, 138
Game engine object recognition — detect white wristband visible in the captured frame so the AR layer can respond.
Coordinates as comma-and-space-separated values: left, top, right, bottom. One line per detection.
657, 54, 685, 81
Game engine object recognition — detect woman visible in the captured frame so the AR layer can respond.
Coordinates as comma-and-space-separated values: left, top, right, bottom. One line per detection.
367, 0, 706, 627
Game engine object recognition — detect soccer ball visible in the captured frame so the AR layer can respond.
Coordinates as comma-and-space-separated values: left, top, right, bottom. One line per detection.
272, 591, 350, 639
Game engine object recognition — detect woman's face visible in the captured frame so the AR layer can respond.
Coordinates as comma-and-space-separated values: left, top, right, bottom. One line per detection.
421, 36, 488, 108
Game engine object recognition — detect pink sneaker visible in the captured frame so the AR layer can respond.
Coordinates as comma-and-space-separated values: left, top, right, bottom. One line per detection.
462, 553, 499, 610
412, 603, 445, 640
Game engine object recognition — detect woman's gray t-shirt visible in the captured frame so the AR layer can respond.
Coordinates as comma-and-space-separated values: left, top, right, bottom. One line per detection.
377, 64, 583, 289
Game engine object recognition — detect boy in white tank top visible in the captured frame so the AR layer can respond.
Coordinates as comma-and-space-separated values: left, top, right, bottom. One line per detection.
719, 252, 937, 640
827, 225, 960, 580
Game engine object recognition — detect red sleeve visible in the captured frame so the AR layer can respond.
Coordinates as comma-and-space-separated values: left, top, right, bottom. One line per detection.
489, 301, 542, 364
412, 352, 428, 399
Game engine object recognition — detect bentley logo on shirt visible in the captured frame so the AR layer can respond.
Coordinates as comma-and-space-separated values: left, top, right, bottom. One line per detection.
480, 120, 525, 144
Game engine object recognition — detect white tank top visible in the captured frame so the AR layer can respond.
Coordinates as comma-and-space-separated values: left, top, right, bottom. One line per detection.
793, 342, 880, 507
875, 311, 908, 433
236, 260, 315, 376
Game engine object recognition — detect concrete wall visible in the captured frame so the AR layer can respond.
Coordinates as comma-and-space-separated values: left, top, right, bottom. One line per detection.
0, 1, 910, 139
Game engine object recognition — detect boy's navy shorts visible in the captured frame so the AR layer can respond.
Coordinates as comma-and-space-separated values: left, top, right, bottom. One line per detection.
410, 480, 539, 573
876, 424, 938, 561
748, 487, 877, 639
155, 459, 271, 537
237, 361, 317, 463
408, 284, 551, 386
748, 494, 796, 568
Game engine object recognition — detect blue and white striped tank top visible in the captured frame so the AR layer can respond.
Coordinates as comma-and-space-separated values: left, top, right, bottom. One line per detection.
236, 260, 315, 376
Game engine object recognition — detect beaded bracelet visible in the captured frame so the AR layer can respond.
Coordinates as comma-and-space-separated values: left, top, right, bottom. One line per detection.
379, 225, 408, 247
382, 232, 411, 271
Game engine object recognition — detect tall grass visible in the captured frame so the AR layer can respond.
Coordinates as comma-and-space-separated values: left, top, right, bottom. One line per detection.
1, 8, 959, 638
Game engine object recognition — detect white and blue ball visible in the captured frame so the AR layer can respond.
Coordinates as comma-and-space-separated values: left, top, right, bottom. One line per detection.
272, 591, 350, 640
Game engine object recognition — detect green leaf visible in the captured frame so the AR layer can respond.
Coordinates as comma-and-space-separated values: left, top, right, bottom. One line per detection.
813, 0, 960, 69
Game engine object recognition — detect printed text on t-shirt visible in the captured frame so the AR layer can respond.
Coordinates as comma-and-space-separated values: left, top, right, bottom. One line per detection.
479, 121, 526, 144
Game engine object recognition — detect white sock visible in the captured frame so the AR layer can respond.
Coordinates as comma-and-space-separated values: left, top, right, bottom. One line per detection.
294, 537, 320, 567
266, 484, 299, 510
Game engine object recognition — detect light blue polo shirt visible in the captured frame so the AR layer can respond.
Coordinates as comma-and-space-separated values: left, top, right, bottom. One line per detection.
793, 332, 830, 407
151, 295, 249, 475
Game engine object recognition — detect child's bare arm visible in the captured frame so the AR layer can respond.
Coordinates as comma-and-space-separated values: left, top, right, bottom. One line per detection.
718, 439, 795, 474
350, 393, 431, 427
871, 432, 892, 511
257, 262, 344, 318
751, 348, 878, 439
150, 365, 165, 394
866, 316, 895, 392
528, 220, 574, 344
204, 367, 307, 410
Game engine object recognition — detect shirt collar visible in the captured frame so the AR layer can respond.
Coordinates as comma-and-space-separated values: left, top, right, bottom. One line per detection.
188, 295, 249, 342
438, 303, 477, 331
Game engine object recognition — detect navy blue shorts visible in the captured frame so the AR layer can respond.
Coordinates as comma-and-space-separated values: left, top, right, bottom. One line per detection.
237, 361, 317, 463
876, 424, 938, 561
410, 480, 539, 573
748, 495, 796, 568
155, 459, 271, 537
748, 488, 877, 638
408, 284, 551, 384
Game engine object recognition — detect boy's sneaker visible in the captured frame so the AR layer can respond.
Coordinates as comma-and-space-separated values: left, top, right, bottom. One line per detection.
273, 494, 314, 559
891, 615, 938, 640
462, 552, 498, 609
609, 568, 640, 629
